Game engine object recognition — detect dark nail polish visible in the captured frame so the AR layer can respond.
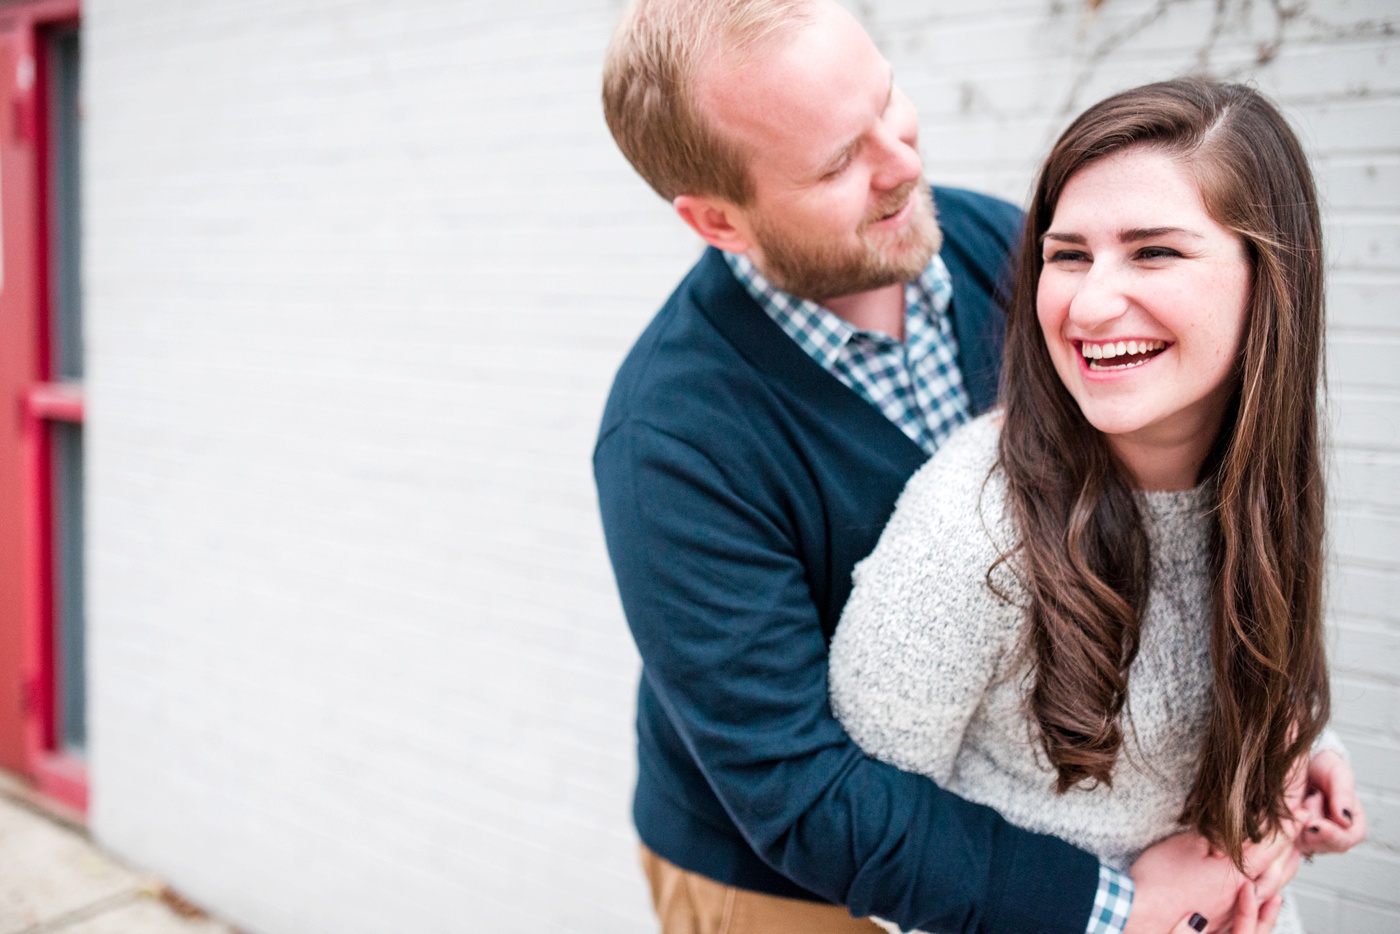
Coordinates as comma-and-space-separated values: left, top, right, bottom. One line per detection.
1189, 913, 1208, 932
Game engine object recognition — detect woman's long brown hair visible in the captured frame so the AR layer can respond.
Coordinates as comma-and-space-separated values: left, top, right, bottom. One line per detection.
997, 78, 1330, 865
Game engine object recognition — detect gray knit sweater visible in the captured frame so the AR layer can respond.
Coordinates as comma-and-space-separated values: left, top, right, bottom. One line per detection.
829, 414, 1305, 934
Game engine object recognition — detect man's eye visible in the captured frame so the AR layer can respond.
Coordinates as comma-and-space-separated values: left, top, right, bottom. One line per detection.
822, 157, 853, 180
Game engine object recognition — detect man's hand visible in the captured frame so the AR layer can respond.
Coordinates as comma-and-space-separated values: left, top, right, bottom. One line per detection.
1126, 830, 1299, 934
1125, 749, 1358, 932
1126, 833, 1246, 933
1298, 750, 1367, 855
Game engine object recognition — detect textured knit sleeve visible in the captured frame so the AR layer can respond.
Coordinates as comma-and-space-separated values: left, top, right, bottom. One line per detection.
830, 417, 1020, 786
1313, 726, 1348, 760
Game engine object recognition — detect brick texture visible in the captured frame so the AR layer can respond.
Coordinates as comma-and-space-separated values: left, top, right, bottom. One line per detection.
82, 1, 1399, 932
84, 1, 676, 932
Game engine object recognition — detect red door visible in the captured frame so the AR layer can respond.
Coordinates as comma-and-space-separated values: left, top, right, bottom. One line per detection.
0, 0, 84, 812
0, 21, 42, 778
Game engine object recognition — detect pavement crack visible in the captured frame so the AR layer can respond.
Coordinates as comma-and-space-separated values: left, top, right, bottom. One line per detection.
3, 890, 144, 934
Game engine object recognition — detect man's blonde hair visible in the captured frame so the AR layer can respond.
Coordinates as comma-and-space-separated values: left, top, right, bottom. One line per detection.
602, 0, 814, 205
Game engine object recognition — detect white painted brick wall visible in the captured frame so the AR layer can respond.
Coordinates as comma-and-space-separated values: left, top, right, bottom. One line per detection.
84, 1, 684, 932
82, 0, 1398, 932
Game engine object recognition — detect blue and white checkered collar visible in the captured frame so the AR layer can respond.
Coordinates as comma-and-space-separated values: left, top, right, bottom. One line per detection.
722, 250, 954, 369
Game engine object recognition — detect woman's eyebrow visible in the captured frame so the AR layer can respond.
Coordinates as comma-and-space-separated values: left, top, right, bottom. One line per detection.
1040, 227, 1205, 245
1119, 226, 1202, 241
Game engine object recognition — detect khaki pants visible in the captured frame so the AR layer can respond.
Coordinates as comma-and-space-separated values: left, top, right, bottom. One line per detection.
640, 845, 885, 934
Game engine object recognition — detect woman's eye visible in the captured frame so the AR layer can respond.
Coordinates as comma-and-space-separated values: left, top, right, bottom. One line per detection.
1136, 246, 1182, 260
1044, 249, 1089, 264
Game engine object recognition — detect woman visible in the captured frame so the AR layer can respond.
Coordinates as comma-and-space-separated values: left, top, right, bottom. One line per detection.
829, 79, 1365, 934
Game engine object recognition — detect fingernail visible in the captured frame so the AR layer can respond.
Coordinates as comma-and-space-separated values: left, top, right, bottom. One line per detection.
1189, 913, 1207, 932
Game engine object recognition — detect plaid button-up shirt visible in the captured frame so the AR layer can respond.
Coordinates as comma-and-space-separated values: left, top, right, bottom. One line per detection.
723, 251, 969, 456
724, 250, 1136, 934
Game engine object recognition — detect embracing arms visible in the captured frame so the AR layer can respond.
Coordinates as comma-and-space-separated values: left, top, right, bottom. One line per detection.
597, 416, 1100, 934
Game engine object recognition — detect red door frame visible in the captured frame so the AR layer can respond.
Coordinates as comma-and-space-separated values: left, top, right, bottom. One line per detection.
0, 0, 84, 813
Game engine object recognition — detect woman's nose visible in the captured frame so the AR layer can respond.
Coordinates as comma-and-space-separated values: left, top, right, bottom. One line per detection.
1068, 262, 1131, 330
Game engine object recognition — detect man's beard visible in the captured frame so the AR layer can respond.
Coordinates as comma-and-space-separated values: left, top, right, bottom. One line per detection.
750, 181, 942, 303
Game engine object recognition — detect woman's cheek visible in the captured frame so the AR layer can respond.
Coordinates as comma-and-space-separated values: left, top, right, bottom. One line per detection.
1036, 273, 1070, 335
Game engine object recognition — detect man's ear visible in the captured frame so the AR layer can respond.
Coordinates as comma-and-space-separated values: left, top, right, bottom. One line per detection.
673, 194, 753, 254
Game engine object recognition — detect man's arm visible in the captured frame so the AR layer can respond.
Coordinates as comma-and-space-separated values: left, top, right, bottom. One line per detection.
597, 417, 1099, 934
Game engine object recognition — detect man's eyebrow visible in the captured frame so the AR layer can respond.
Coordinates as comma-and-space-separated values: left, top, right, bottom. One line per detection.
813, 67, 896, 179
816, 138, 860, 178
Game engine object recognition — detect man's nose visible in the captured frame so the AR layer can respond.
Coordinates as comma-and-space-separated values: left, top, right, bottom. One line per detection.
870, 131, 922, 191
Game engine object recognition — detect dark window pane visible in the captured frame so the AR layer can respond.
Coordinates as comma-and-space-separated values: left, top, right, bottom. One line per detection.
50, 28, 81, 381
51, 422, 85, 754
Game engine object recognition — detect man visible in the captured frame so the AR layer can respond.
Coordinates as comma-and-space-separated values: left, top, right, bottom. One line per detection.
593, 2, 1354, 932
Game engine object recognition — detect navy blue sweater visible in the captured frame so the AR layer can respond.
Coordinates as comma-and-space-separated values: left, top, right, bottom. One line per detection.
594, 188, 1099, 934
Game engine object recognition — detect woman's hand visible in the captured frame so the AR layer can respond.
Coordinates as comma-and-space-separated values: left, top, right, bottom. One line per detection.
1298, 750, 1367, 855
1232, 831, 1297, 933
1227, 880, 1283, 934
1245, 839, 1300, 913
1163, 876, 1286, 934
1168, 910, 1211, 933
1242, 761, 1307, 906
1127, 748, 1359, 933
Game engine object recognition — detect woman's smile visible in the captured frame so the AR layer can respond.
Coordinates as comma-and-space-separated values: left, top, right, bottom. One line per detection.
1077, 338, 1171, 371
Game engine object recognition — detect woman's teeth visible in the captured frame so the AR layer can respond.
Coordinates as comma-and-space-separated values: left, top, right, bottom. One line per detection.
1081, 339, 1167, 370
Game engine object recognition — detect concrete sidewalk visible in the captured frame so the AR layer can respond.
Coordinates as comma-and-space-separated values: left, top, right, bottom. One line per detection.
0, 777, 238, 934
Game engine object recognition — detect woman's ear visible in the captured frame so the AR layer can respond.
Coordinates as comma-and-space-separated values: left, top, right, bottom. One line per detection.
673, 194, 754, 254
